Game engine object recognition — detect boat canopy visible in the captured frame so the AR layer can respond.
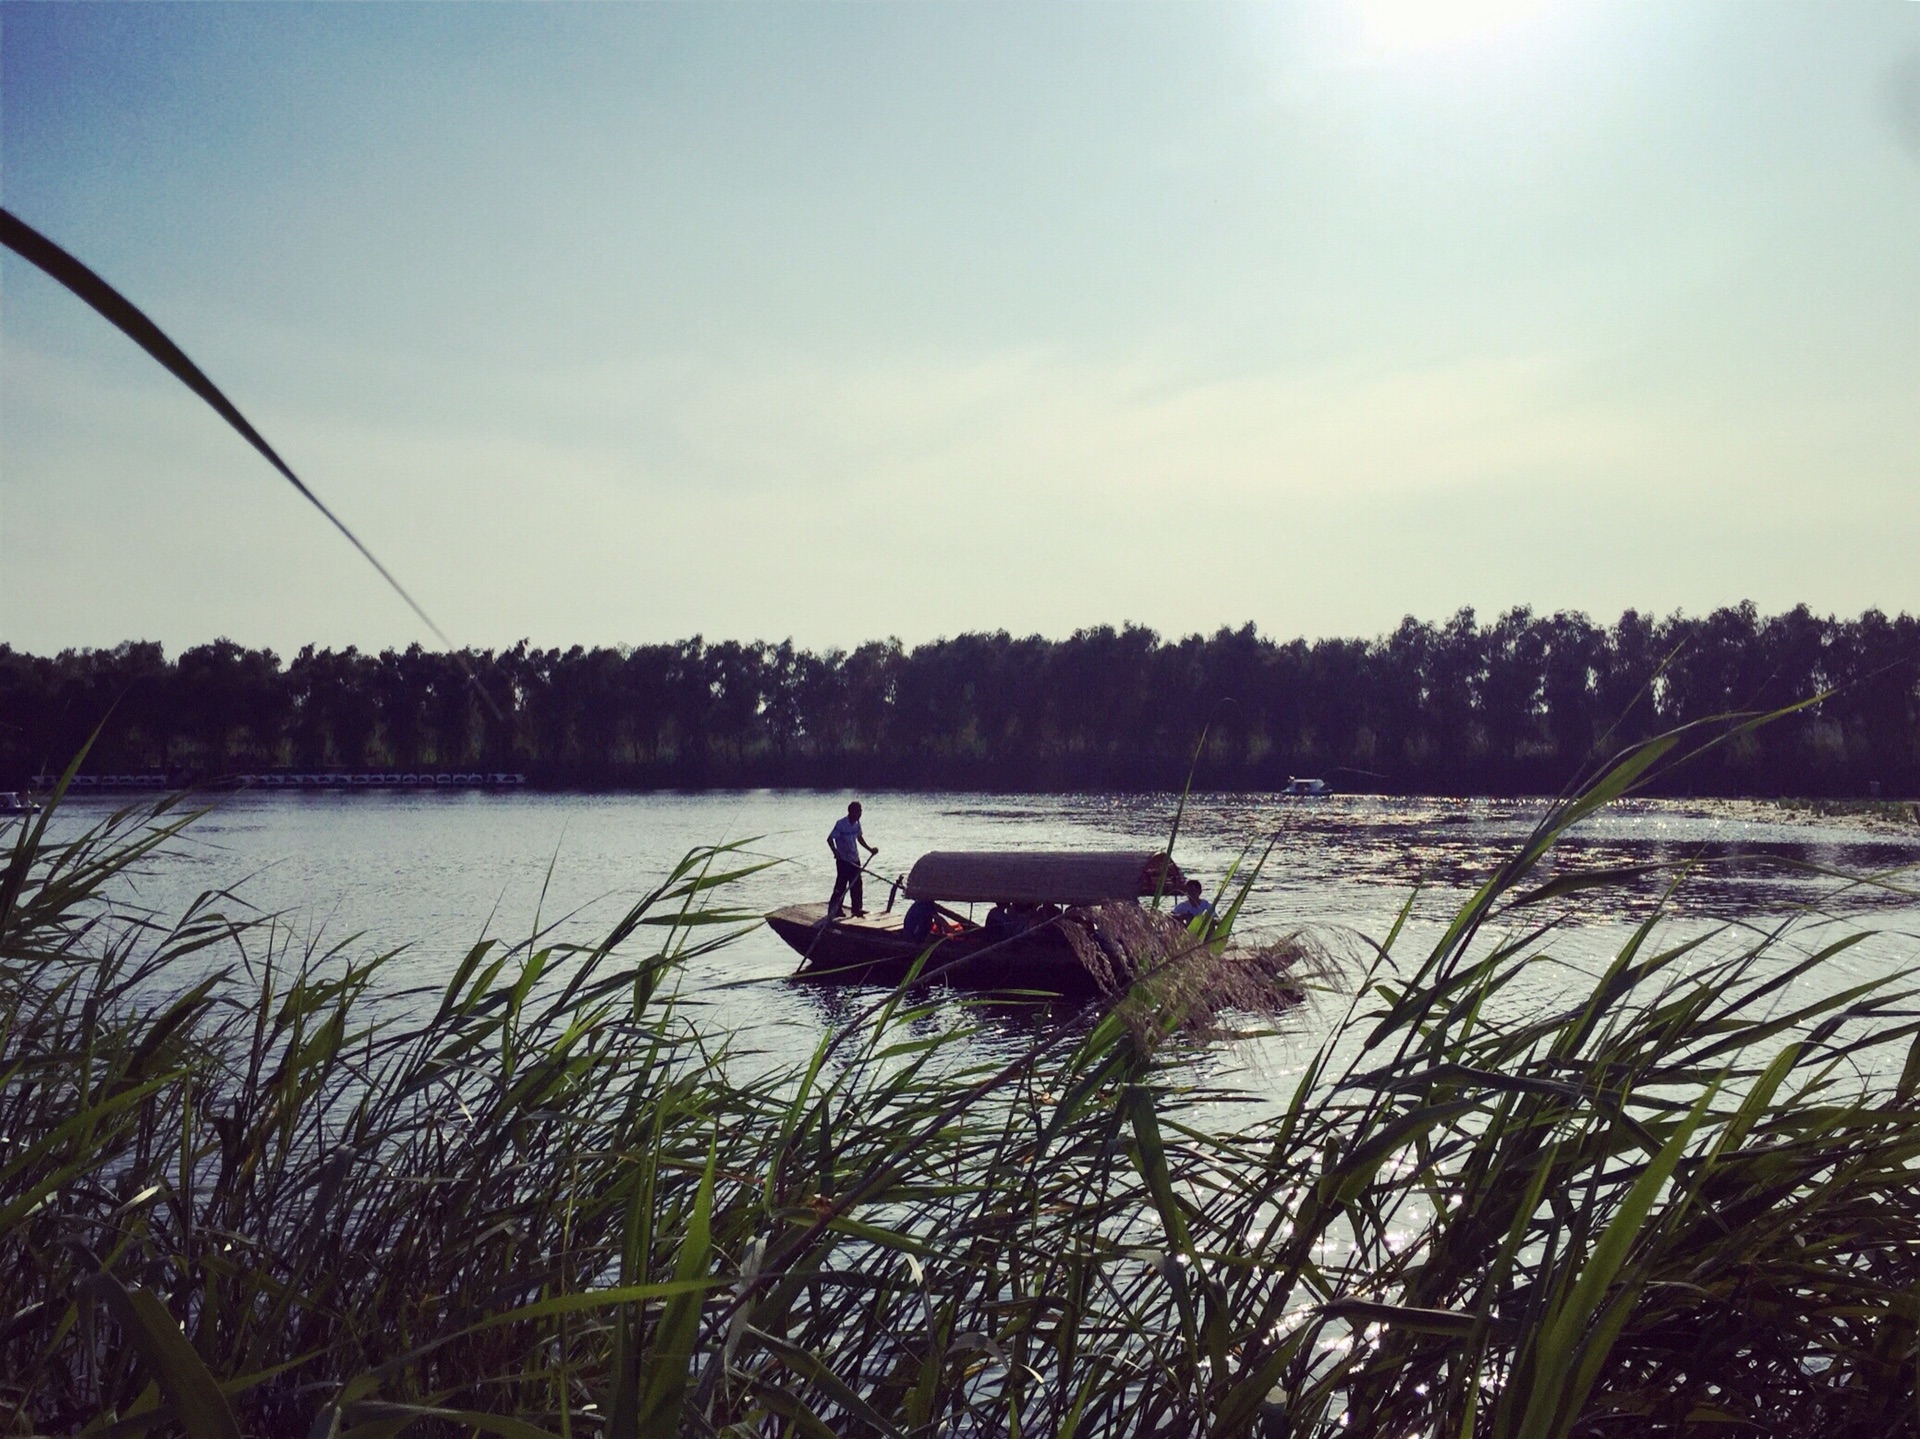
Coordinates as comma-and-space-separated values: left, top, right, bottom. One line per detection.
904, 850, 1185, 906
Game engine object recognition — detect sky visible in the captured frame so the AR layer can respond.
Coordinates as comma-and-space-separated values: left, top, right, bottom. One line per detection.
4, 1, 1918, 658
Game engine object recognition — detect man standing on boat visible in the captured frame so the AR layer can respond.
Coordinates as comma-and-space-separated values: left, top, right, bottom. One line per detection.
827, 801, 878, 919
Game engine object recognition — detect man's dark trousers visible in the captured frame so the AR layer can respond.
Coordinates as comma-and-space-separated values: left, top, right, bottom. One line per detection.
830, 859, 864, 917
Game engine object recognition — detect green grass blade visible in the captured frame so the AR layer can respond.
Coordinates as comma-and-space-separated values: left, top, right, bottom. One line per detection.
79, 1276, 242, 1439
634, 1138, 716, 1433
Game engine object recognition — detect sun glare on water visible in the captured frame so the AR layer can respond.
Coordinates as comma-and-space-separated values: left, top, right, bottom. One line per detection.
1352, 0, 1552, 52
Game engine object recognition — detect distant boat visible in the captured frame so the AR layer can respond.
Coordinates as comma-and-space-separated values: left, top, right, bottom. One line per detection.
1283, 777, 1330, 797
765, 849, 1187, 995
0, 791, 41, 817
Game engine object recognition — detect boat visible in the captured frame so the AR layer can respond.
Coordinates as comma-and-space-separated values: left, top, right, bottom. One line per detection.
765, 849, 1186, 994
0, 791, 41, 817
1283, 777, 1330, 797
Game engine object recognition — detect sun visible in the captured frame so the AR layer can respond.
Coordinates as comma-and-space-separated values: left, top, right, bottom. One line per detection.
1351, 0, 1552, 52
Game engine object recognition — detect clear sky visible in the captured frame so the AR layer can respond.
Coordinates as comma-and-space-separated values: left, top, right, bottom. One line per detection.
4, 2, 1917, 657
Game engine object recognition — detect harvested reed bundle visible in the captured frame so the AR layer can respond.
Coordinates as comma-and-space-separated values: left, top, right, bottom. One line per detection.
1060, 901, 1321, 1038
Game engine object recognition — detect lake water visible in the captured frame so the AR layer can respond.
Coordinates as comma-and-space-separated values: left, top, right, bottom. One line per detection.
35, 789, 1920, 1089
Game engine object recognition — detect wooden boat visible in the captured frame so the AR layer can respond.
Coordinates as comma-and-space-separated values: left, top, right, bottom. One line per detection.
765, 849, 1185, 994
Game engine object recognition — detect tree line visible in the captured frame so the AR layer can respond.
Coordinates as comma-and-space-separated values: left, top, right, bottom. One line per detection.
3, 603, 1916, 795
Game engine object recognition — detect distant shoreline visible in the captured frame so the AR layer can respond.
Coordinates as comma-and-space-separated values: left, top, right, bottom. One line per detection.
8, 603, 1917, 800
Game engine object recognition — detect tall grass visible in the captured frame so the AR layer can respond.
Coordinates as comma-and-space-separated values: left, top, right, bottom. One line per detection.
4, 740, 1919, 1438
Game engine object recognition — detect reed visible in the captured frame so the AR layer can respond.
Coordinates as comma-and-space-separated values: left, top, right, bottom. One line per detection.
3, 738, 1918, 1438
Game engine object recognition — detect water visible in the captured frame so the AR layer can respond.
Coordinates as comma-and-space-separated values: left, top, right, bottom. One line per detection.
33, 789, 1920, 1088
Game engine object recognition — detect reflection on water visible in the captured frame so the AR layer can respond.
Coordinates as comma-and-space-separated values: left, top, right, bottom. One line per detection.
32, 789, 1920, 1082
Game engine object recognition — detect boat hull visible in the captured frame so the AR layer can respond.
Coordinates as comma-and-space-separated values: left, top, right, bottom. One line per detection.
765, 903, 1099, 995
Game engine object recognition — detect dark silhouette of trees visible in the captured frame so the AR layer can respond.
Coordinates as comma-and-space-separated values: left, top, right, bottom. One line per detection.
3, 604, 1917, 795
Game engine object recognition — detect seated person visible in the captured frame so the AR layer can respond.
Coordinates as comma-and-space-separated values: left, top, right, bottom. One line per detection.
984, 902, 1015, 936
1172, 880, 1216, 927
903, 898, 939, 943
